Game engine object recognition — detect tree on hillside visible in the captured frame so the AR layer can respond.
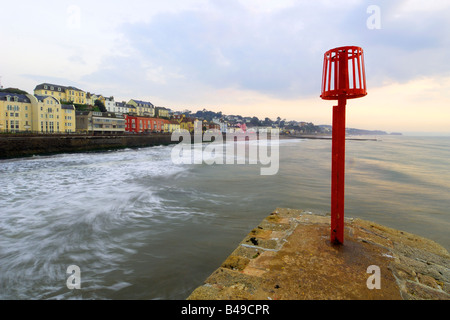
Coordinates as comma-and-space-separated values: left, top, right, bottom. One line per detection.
94, 99, 107, 112
263, 117, 273, 126
0, 88, 28, 95
250, 117, 260, 126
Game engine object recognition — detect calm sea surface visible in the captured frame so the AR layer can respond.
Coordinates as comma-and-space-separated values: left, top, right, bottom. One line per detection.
0, 135, 449, 299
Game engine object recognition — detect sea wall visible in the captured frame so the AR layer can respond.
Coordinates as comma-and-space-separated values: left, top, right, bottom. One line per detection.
188, 208, 450, 300
0, 134, 179, 159
0, 132, 375, 160
0, 132, 285, 160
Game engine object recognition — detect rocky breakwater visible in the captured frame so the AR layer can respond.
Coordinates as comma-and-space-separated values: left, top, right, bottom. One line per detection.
188, 208, 449, 300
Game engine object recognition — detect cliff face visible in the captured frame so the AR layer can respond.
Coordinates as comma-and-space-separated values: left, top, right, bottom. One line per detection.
188, 208, 450, 300
0, 134, 178, 159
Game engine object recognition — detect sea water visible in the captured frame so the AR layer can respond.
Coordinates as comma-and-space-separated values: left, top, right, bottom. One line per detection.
0, 136, 448, 299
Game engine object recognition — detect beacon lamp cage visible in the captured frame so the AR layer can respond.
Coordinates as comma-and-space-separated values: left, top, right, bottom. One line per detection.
320, 46, 367, 101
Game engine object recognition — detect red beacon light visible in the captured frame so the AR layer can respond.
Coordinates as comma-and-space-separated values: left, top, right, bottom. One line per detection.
320, 46, 367, 245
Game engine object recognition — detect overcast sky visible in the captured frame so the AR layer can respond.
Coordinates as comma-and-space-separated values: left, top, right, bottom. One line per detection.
1, 0, 449, 134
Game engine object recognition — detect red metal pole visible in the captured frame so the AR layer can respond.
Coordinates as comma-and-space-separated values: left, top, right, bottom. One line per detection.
331, 96, 346, 244
322, 46, 366, 245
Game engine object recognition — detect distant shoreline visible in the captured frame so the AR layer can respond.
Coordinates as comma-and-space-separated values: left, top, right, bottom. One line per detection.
280, 134, 378, 141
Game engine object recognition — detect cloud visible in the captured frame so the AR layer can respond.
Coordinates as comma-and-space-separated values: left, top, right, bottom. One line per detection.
80, 0, 449, 105
92, 1, 333, 100
4, 0, 448, 132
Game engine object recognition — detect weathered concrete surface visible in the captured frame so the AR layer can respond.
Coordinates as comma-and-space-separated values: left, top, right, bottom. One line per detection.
188, 208, 450, 300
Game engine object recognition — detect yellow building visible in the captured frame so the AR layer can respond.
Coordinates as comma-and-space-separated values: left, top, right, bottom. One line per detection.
34, 83, 66, 101
0, 89, 76, 133
127, 99, 155, 117
165, 120, 181, 133
179, 117, 196, 133
0, 92, 33, 133
62, 104, 76, 133
29, 95, 66, 133
86, 93, 105, 106
64, 86, 86, 104
34, 83, 86, 105
155, 107, 170, 118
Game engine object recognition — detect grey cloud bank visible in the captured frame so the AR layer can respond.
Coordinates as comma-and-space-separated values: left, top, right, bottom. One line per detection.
81, 0, 450, 103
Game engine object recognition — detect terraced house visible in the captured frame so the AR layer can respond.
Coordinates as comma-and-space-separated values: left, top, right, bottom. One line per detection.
34, 83, 86, 104
125, 115, 168, 133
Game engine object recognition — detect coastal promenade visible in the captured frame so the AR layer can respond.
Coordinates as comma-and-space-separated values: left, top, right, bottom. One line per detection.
188, 208, 450, 300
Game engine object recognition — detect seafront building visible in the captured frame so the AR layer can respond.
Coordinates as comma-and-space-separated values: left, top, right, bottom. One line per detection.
166, 120, 181, 133
0, 92, 33, 133
30, 95, 76, 133
0, 91, 77, 134
1, 82, 246, 135
124, 115, 169, 133
76, 111, 126, 134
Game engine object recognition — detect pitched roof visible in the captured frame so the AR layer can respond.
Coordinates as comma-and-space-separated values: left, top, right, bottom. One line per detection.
34, 83, 85, 92
0, 92, 31, 103
34, 95, 60, 104
66, 86, 84, 92
131, 99, 154, 107
34, 83, 66, 92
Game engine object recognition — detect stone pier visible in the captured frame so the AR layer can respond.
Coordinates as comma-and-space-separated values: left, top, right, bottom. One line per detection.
188, 208, 450, 300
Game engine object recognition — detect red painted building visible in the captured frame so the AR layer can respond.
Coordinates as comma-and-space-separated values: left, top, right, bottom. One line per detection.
125, 115, 169, 133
